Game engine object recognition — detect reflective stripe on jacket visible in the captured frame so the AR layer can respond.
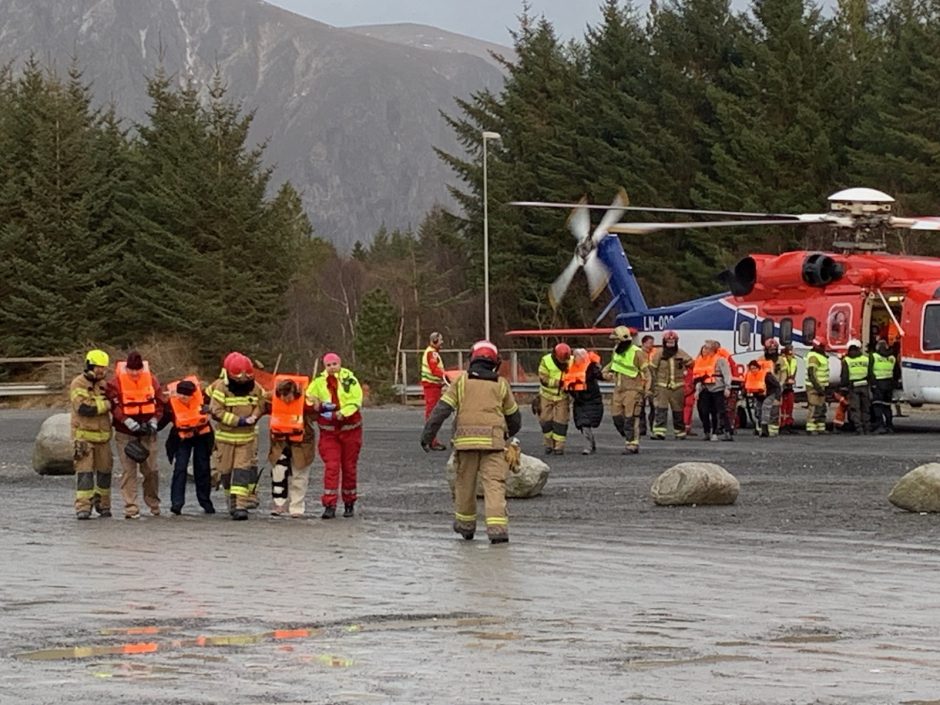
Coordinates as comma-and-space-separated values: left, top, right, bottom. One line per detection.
538, 354, 567, 401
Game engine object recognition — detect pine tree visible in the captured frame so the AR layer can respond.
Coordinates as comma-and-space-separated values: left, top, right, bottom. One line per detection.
353, 288, 399, 387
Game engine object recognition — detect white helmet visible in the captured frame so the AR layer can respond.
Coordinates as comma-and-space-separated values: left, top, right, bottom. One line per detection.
847, 338, 862, 349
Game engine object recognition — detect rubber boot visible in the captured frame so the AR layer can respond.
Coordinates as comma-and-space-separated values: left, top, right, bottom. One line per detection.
343, 503, 355, 518
321, 505, 336, 519
231, 508, 248, 521
76, 511, 91, 520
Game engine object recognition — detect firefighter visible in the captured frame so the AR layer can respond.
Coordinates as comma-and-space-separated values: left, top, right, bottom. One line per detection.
420, 331, 448, 451
165, 377, 214, 515
805, 337, 830, 435
742, 359, 766, 434
563, 348, 604, 454
267, 375, 317, 516
759, 338, 783, 437
306, 353, 363, 519
840, 338, 872, 434
692, 340, 733, 441
779, 344, 798, 433
649, 330, 692, 439
603, 326, 651, 454
538, 343, 572, 455
70, 349, 114, 520
639, 334, 657, 436
106, 351, 164, 519
206, 352, 264, 520
421, 340, 521, 544
871, 339, 896, 433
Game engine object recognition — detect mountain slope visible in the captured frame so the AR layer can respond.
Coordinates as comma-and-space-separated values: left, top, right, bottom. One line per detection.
0, 0, 506, 248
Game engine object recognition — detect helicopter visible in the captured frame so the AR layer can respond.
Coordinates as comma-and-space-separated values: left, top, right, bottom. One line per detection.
509, 187, 940, 402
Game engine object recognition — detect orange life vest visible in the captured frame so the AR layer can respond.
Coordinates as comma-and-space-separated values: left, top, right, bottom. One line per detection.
270, 374, 310, 442
717, 347, 743, 381
744, 361, 772, 394
562, 351, 601, 392
116, 361, 156, 416
167, 376, 210, 439
693, 354, 718, 384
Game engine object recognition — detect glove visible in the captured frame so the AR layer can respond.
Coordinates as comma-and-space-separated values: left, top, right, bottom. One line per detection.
237, 416, 251, 427
200, 404, 210, 414
77, 403, 98, 418
124, 418, 141, 433
148, 418, 159, 433
321, 403, 336, 412
420, 440, 431, 453
320, 411, 333, 420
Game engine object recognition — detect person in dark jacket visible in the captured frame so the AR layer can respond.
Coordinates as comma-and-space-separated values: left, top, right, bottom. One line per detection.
565, 348, 604, 454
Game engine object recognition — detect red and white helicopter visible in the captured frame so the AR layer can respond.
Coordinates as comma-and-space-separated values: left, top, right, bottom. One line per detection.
511, 187, 940, 402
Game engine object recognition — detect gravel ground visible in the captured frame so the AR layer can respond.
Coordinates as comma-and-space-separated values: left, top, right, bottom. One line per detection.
1, 405, 940, 705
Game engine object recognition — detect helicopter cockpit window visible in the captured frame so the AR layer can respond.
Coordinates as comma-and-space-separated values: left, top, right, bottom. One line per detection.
760, 318, 775, 344
779, 318, 793, 346
737, 319, 752, 347
923, 304, 940, 351
803, 317, 817, 342
828, 304, 851, 347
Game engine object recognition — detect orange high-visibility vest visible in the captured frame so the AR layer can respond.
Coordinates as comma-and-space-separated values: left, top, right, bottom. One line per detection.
563, 351, 601, 392
693, 354, 718, 384
270, 374, 310, 442
116, 361, 156, 416
168, 376, 210, 439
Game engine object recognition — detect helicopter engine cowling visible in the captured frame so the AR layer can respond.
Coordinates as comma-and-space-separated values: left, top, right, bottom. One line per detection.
802, 253, 845, 287
719, 252, 845, 297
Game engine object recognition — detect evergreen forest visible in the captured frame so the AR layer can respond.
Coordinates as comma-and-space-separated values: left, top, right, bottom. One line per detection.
3, 0, 940, 389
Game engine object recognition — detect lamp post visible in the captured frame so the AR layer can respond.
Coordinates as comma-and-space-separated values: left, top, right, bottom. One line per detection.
482, 130, 501, 342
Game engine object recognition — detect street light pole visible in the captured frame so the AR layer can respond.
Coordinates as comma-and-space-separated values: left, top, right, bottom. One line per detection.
482, 130, 501, 342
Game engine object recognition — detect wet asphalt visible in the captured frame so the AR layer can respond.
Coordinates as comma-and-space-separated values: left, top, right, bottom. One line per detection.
2, 406, 940, 704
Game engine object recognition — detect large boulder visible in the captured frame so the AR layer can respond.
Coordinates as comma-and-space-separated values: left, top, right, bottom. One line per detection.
888, 464, 940, 513
651, 462, 739, 506
32, 413, 74, 476
446, 451, 549, 499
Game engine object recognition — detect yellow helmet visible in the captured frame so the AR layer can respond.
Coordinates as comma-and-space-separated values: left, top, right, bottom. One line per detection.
609, 325, 633, 342
85, 349, 110, 368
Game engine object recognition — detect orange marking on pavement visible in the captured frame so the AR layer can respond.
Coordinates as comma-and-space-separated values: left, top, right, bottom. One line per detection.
121, 642, 159, 654
273, 629, 309, 640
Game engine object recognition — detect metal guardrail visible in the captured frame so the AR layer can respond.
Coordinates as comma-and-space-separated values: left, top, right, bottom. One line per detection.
0, 357, 68, 397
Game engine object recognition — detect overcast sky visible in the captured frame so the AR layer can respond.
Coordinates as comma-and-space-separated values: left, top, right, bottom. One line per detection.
265, 1, 604, 45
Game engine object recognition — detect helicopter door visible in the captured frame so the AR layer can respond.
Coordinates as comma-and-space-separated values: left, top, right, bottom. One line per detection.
734, 306, 759, 353
864, 291, 904, 350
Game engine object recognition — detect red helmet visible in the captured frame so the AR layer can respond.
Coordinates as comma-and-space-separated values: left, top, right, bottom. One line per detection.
223, 352, 254, 380
811, 336, 827, 348
470, 340, 499, 363
763, 337, 779, 351
662, 330, 679, 343
553, 343, 572, 362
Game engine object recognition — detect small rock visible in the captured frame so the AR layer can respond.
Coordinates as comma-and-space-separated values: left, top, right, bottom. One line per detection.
33, 413, 75, 476
888, 464, 940, 513
651, 462, 739, 506
445, 451, 549, 499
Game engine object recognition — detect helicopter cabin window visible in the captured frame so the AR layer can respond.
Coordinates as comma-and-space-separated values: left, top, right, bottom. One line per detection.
923, 304, 940, 351
779, 318, 793, 346
737, 319, 752, 347
828, 304, 851, 347
803, 317, 817, 342
760, 318, 775, 344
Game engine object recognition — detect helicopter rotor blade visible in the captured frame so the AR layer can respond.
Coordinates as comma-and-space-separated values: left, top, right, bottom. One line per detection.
893, 216, 940, 230
567, 199, 591, 243
583, 251, 611, 301
607, 218, 824, 234
592, 189, 629, 245
510, 200, 802, 219
549, 256, 581, 309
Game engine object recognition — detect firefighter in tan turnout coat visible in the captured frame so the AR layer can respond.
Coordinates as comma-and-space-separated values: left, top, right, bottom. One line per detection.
421, 340, 522, 544
70, 349, 114, 519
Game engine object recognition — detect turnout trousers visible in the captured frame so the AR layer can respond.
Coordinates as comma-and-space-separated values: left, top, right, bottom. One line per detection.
74, 439, 113, 514
539, 396, 570, 451
213, 440, 258, 512
611, 387, 643, 449
806, 389, 828, 433
453, 449, 509, 541
653, 387, 686, 438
